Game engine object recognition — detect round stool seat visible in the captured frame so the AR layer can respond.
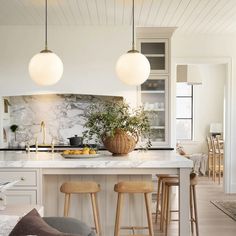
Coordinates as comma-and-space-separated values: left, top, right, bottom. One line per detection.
114, 181, 154, 193
60, 181, 100, 194
162, 174, 198, 186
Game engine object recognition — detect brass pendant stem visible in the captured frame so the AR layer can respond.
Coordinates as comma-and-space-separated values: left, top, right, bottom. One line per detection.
45, 0, 48, 50
132, 0, 135, 51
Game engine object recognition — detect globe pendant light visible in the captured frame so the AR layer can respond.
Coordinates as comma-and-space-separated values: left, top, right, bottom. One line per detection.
29, 0, 63, 86
116, 0, 150, 86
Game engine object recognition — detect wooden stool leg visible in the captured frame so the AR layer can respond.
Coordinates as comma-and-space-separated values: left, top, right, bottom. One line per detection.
208, 154, 211, 179
114, 193, 124, 236
165, 185, 170, 236
91, 193, 101, 236
213, 153, 216, 182
160, 181, 165, 232
155, 177, 162, 223
192, 185, 199, 236
64, 193, 70, 217
144, 193, 154, 236
95, 193, 102, 235
190, 186, 194, 234
219, 154, 221, 185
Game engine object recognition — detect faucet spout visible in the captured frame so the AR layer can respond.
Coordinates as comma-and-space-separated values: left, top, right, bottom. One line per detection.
40, 121, 46, 145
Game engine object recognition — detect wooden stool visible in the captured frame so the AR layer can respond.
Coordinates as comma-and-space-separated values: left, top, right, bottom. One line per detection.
60, 181, 102, 236
114, 181, 154, 236
155, 174, 178, 223
160, 174, 199, 236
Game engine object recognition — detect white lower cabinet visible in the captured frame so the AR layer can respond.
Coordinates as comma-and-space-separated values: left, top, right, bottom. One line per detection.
0, 169, 40, 205
4, 190, 37, 204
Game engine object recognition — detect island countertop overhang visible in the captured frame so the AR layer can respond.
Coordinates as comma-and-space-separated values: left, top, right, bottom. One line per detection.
0, 150, 193, 169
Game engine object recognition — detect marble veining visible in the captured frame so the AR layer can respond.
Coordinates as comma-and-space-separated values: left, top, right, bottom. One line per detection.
3, 94, 122, 146
0, 151, 193, 169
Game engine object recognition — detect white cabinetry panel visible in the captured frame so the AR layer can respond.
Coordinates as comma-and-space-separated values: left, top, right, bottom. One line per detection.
4, 190, 37, 205
0, 168, 40, 205
0, 170, 37, 186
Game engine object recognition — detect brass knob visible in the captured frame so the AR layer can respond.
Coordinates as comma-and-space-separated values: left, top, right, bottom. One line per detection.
21, 177, 25, 181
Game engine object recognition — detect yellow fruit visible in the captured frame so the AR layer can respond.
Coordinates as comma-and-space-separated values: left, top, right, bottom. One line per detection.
82, 150, 90, 155
74, 150, 82, 155
89, 150, 96, 154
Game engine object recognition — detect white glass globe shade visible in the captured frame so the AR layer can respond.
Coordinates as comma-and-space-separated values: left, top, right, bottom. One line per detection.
116, 52, 150, 86
29, 52, 63, 86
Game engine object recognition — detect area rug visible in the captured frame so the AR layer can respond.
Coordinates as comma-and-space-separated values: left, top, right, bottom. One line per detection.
211, 200, 236, 221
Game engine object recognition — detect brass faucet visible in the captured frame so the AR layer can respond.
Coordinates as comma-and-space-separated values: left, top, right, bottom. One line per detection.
40, 121, 46, 145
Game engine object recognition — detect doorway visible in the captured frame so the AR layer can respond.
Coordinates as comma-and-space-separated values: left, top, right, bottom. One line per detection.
172, 57, 232, 193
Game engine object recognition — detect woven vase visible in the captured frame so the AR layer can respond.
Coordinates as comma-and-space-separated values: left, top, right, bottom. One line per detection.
102, 129, 138, 156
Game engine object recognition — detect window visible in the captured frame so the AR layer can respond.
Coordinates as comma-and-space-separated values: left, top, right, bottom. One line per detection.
176, 83, 193, 140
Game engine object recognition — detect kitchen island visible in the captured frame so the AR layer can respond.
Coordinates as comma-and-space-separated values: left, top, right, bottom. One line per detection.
0, 151, 192, 236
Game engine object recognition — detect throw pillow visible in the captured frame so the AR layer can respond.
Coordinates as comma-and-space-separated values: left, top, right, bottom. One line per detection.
9, 208, 81, 236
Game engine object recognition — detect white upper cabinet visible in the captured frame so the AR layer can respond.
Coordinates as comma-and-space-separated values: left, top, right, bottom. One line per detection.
137, 28, 176, 148
139, 39, 168, 74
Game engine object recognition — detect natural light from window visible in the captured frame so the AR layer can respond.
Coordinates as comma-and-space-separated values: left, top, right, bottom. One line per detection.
176, 83, 193, 140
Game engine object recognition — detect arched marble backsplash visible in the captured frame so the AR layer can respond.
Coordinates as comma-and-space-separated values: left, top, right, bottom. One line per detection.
3, 94, 122, 147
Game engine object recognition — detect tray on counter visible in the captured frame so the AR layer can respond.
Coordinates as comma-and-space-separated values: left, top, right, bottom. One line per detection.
62, 153, 101, 159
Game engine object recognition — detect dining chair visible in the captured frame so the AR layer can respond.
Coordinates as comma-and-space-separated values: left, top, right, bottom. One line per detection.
206, 136, 214, 180
211, 136, 224, 184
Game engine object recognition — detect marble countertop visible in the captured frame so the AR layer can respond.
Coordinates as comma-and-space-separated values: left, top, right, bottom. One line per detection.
0, 151, 193, 169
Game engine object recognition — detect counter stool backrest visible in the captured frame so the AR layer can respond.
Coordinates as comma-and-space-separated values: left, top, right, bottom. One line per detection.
206, 136, 213, 152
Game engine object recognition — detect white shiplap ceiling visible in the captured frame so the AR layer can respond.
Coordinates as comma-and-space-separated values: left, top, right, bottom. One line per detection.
1, 0, 236, 34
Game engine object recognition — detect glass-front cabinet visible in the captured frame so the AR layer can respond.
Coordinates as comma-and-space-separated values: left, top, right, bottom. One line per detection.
140, 39, 168, 74
140, 76, 168, 146
137, 28, 175, 148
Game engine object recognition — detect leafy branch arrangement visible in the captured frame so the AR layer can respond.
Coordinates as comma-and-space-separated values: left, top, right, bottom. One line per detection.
82, 100, 151, 149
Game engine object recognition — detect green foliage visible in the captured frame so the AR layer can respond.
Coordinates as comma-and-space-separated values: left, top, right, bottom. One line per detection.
82, 100, 151, 149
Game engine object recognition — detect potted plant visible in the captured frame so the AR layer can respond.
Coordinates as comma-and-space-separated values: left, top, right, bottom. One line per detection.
83, 100, 151, 156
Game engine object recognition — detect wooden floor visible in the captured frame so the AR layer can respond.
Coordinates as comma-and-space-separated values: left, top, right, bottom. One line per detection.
153, 177, 236, 236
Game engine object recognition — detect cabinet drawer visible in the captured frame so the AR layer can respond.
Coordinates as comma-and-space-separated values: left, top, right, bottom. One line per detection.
3, 190, 37, 205
0, 171, 37, 187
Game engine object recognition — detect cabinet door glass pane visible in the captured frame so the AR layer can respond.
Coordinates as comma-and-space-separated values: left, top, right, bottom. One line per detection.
150, 128, 165, 142
176, 120, 192, 140
141, 79, 165, 91
145, 111, 165, 126
141, 93, 165, 111
141, 43, 165, 54
147, 57, 165, 70
176, 98, 192, 118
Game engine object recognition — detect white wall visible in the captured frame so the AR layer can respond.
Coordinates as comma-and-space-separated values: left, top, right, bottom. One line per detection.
0, 26, 137, 105
179, 64, 225, 154
0, 26, 236, 192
